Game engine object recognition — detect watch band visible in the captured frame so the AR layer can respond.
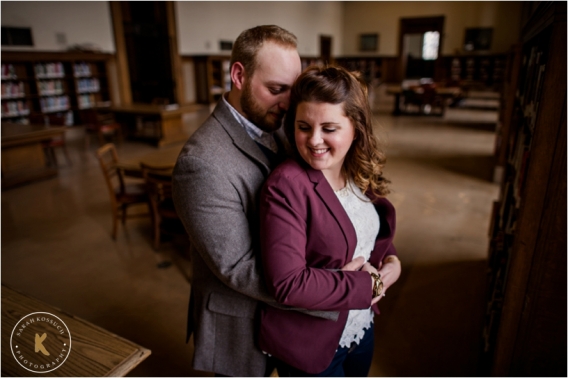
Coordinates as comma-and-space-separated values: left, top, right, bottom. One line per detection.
370, 272, 384, 298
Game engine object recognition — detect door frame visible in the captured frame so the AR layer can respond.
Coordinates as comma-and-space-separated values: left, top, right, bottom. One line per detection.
398, 16, 445, 81
110, 1, 183, 105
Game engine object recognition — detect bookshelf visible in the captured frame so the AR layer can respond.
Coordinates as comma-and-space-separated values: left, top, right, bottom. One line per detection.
1, 63, 31, 123
440, 53, 508, 90
335, 56, 395, 85
193, 55, 231, 104
1, 52, 114, 126
482, 2, 566, 376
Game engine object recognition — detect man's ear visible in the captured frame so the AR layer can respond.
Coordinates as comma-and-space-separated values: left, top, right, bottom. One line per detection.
231, 62, 246, 91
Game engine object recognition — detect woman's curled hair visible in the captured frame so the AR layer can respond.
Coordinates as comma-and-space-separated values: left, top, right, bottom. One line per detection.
285, 65, 390, 197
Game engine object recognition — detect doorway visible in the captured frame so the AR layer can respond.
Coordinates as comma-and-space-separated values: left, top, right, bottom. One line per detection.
399, 16, 445, 80
320, 35, 332, 64
121, 2, 173, 104
111, 1, 182, 105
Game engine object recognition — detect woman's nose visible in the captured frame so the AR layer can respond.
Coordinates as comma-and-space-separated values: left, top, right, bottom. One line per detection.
308, 130, 323, 145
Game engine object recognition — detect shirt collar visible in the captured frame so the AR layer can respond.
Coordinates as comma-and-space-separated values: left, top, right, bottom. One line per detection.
222, 95, 278, 153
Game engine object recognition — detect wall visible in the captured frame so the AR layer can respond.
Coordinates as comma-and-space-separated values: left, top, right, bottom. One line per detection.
175, 2, 344, 57
1, 2, 521, 58
343, 1, 522, 56
1, 1, 115, 53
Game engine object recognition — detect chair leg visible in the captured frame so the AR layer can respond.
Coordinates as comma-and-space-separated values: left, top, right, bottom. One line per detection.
112, 209, 119, 240
98, 131, 105, 147
116, 127, 124, 145
62, 145, 72, 166
153, 217, 161, 250
121, 204, 128, 224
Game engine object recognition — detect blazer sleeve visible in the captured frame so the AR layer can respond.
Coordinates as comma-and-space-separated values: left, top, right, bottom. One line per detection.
260, 173, 373, 312
173, 155, 339, 321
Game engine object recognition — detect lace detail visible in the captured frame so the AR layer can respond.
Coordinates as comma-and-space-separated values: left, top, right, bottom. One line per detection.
334, 180, 380, 348
339, 309, 374, 348
334, 186, 350, 197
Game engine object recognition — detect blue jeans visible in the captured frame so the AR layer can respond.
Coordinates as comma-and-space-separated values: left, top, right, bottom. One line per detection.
275, 323, 375, 377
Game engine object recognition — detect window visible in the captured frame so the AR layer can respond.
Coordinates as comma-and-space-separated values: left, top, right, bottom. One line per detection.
1, 27, 34, 47
422, 31, 439, 60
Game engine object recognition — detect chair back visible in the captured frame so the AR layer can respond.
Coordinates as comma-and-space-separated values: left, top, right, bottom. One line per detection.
29, 114, 48, 125
47, 114, 67, 126
96, 144, 125, 204
140, 163, 174, 204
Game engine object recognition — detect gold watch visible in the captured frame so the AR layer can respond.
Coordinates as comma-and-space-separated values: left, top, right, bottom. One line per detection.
370, 273, 383, 298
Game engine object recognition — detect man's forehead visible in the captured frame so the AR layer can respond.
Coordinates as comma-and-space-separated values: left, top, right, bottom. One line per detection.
253, 43, 300, 82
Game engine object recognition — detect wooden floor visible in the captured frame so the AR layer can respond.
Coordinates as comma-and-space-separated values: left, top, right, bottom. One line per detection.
1, 91, 499, 376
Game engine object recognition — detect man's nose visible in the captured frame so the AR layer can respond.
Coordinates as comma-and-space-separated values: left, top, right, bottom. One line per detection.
278, 92, 291, 111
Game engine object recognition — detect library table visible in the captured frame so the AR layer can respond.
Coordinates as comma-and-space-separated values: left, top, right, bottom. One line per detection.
1, 284, 151, 377
117, 143, 182, 177
110, 103, 202, 147
386, 84, 462, 115
1, 123, 67, 189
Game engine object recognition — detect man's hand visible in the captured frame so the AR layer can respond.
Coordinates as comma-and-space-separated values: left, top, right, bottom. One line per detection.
341, 256, 365, 271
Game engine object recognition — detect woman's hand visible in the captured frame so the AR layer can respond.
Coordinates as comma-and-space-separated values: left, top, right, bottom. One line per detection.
376, 256, 401, 294
361, 263, 382, 305
362, 256, 402, 304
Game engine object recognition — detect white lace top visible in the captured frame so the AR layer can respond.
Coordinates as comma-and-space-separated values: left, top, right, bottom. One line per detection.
334, 180, 380, 348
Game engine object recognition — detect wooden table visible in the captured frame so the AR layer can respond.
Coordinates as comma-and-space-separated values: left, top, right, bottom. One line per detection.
1, 284, 151, 376
1, 123, 67, 189
110, 103, 201, 147
117, 143, 182, 177
386, 85, 462, 115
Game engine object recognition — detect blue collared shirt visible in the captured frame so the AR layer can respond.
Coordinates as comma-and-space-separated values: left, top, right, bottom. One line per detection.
222, 95, 278, 153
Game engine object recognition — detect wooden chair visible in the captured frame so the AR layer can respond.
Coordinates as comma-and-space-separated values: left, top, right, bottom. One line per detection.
29, 113, 72, 166
82, 108, 123, 149
96, 143, 148, 239
140, 162, 185, 250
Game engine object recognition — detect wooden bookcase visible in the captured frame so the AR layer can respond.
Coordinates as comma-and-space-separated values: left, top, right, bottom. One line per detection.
439, 53, 508, 90
483, 2, 566, 376
1, 52, 114, 125
192, 55, 231, 104
335, 56, 398, 85
1, 62, 32, 123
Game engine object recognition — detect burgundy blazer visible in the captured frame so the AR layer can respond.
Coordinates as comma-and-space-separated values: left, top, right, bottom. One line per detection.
258, 158, 397, 374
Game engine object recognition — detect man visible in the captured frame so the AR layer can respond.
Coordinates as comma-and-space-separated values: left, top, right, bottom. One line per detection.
172, 25, 361, 377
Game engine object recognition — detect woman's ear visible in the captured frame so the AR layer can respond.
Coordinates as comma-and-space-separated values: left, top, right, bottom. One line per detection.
231, 62, 246, 91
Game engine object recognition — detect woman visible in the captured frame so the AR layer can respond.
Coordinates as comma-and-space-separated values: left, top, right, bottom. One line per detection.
259, 65, 401, 376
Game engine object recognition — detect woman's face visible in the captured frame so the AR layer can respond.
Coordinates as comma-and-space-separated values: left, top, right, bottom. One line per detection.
294, 101, 356, 179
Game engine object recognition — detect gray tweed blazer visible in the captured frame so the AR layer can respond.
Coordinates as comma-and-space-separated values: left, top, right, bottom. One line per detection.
172, 98, 337, 377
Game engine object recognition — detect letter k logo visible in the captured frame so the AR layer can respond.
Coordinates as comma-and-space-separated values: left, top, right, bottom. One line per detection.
35, 333, 50, 356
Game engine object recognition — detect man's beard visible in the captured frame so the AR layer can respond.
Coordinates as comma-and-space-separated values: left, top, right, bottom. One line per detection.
240, 81, 284, 132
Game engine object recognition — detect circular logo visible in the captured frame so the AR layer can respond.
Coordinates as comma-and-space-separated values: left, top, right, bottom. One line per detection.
10, 312, 72, 373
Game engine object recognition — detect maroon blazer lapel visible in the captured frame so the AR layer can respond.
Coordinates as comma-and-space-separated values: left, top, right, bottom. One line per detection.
305, 166, 357, 263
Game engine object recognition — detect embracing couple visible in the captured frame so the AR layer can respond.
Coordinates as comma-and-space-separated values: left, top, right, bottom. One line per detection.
172, 25, 401, 377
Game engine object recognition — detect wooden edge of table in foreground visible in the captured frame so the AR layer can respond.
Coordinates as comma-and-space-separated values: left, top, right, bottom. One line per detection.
1, 284, 151, 377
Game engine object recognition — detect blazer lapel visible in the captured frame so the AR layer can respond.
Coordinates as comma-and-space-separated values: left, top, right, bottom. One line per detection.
213, 97, 271, 177
305, 165, 357, 263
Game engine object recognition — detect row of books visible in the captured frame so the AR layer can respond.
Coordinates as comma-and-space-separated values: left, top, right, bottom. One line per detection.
38, 80, 64, 96
78, 93, 96, 109
1, 63, 18, 80
76, 78, 100, 93
73, 62, 93, 77
483, 31, 550, 357
35, 62, 65, 79
40, 95, 70, 113
1, 100, 30, 118
1, 81, 26, 99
